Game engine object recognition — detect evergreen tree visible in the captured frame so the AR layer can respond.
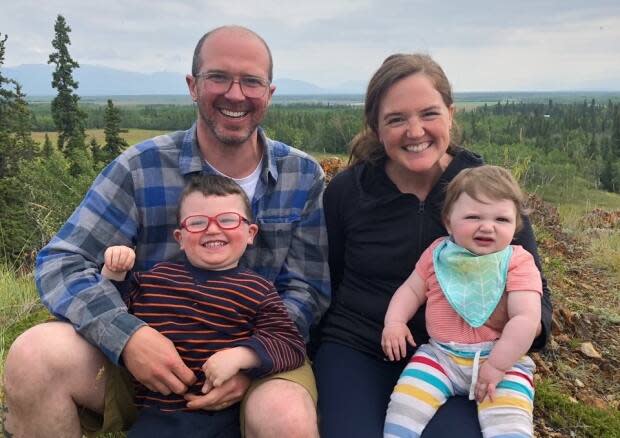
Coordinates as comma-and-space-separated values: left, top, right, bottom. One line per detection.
103, 99, 128, 162
48, 14, 87, 174
90, 137, 103, 166
0, 33, 36, 177
42, 133, 54, 158
612, 106, 620, 159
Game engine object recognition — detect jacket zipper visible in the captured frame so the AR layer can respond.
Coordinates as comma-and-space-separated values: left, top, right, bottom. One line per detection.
417, 201, 425, 255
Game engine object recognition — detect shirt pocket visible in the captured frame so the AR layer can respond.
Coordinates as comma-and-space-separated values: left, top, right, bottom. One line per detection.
242, 216, 299, 282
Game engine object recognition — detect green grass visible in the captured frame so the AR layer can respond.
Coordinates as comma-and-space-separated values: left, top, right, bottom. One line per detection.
535, 378, 620, 437
0, 265, 50, 402
31, 129, 169, 147
534, 177, 620, 223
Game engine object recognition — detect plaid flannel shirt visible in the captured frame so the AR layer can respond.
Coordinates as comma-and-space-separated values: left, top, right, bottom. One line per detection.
35, 124, 330, 363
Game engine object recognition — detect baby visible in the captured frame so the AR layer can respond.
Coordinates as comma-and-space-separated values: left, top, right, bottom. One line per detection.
382, 165, 542, 438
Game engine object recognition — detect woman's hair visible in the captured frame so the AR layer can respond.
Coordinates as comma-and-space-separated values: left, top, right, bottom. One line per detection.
176, 174, 252, 224
442, 165, 528, 232
349, 53, 458, 166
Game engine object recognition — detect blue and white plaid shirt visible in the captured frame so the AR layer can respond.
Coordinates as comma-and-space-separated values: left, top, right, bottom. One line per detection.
35, 124, 330, 363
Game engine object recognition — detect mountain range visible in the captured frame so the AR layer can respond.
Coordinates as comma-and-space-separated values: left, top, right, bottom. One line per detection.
3, 64, 366, 96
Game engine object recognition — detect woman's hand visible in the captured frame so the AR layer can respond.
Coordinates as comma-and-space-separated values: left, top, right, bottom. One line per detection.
381, 322, 416, 361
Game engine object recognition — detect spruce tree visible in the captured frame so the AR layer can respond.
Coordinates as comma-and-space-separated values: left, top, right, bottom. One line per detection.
48, 14, 88, 174
0, 33, 36, 177
103, 99, 128, 162
612, 106, 620, 159
42, 133, 54, 158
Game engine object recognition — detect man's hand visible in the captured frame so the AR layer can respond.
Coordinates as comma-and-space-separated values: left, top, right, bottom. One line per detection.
122, 326, 196, 395
475, 360, 506, 402
185, 373, 251, 410
381, 322, 416, 361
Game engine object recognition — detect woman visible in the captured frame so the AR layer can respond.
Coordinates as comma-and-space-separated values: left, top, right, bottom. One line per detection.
313, 54, 552, 437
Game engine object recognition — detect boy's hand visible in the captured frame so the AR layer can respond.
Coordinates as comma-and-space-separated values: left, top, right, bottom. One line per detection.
104, 245, 136, 272
186, 373, 251, 411
475, 361, 506, 402
381, 322, 416, 361
202, 347, 259, 389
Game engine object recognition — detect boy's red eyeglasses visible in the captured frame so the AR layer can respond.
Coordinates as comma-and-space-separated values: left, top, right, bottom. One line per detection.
180, 213, 250, 232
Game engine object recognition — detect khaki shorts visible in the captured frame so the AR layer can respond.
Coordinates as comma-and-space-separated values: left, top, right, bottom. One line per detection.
79, 360, 317, 437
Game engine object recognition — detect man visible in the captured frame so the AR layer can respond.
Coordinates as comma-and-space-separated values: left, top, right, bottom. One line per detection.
4, 26, 329, 438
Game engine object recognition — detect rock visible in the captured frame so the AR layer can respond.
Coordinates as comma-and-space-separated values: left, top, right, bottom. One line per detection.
574, 378, 585, 388
579, 342, 602, 359
592, 399, 607, 409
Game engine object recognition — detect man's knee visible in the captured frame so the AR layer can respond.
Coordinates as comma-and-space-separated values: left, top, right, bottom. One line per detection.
4, 322, 103, 399
244, 379, 317, 438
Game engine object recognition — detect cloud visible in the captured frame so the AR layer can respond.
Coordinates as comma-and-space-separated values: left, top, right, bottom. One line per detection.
1, 0, 619, 90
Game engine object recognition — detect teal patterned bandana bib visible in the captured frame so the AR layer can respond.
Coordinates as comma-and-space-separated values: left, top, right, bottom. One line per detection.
432, 238, 512, 328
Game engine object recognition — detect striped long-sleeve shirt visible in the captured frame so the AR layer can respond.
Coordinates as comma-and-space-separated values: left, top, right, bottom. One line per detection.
35, 124, 330, 363
116, 262, 306, 412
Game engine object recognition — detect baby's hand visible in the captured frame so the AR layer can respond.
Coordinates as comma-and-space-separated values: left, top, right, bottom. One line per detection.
475, 361, 506, 402
104, 246, 135, 272
381, 322, 416, 361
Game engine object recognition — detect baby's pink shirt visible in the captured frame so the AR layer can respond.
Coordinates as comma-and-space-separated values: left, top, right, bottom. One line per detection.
415, 237, 543, 344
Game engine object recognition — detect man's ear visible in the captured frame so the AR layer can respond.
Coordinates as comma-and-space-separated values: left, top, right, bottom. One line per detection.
266, 83, 276, 105
186, 74, 198, 102
247, 224, 259, 245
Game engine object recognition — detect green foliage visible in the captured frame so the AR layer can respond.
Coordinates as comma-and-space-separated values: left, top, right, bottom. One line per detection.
47, 15, 87, 173
0, 33, 36, 179
102, 99, 129, 163
535, 378, 620, 437
263, 105, 362, 154
0, 147, 93, 265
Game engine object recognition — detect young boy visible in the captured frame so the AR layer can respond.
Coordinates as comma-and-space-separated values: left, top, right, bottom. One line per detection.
101, 174, 305, 438
382, 165, 542, 438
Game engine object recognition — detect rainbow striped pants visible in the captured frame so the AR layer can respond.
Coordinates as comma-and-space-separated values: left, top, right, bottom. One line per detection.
384, 339, 535, 438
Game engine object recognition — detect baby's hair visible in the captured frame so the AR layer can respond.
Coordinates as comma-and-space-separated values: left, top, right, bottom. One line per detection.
176, 174, 252, 224
442, 165, 527, 232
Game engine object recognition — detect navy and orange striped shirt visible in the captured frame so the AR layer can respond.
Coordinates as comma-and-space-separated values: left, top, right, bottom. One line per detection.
115, 261, 306, 412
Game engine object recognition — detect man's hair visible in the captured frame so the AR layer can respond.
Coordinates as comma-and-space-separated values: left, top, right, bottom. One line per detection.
191, 25, 273, 81
442, 165, 527, 232
176, 174, 252, 224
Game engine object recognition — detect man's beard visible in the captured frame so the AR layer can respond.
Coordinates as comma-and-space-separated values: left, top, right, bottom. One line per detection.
199, 106, 259, 146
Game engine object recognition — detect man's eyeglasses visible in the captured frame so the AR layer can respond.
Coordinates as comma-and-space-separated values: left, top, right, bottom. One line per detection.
194, 72, 270, 98
180, 213, 250, 232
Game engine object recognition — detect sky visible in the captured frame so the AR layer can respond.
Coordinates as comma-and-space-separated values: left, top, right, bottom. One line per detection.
1, 0, 620, 92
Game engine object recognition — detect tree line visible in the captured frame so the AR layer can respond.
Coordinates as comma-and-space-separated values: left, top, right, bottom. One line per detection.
1, 15, 620, 267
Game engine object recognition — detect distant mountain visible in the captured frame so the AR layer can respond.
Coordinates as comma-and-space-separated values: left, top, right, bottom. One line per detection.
273, 78, 327, 95
4, 64, 188, 96
3, 64, 355, 96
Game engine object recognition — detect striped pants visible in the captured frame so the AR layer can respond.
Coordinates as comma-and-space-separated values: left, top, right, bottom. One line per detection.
384, 339, 535, 438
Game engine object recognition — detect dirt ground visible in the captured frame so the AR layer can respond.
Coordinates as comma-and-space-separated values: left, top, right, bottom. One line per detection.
526, 198, 620, 437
